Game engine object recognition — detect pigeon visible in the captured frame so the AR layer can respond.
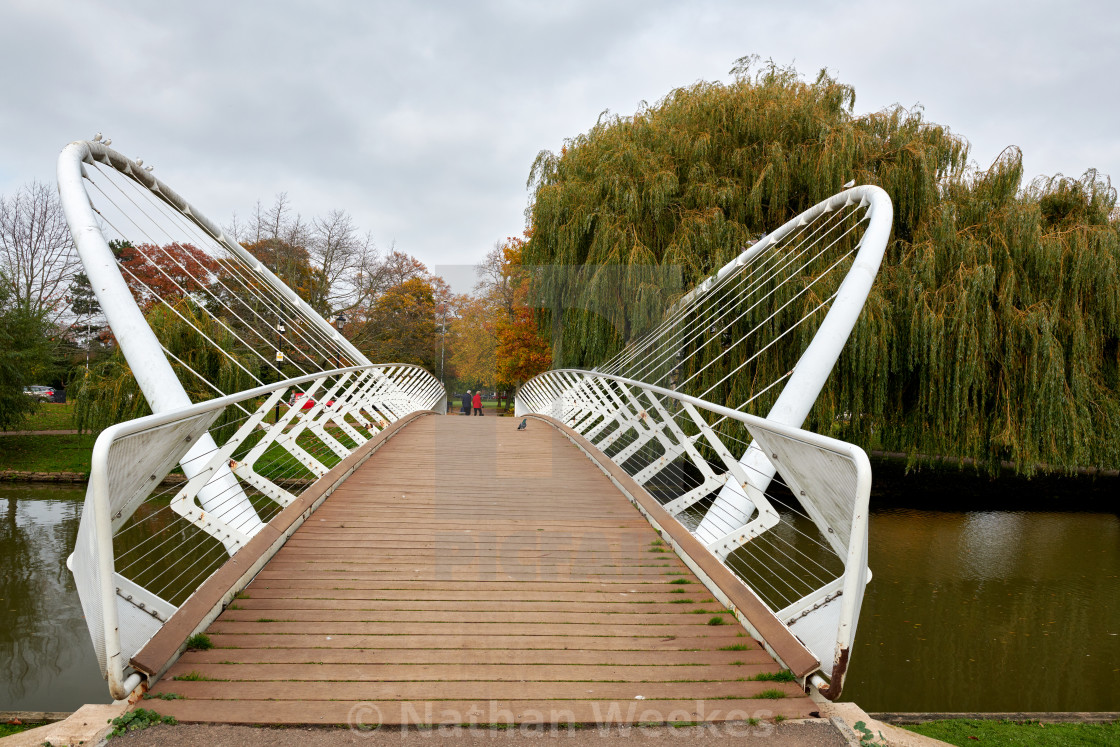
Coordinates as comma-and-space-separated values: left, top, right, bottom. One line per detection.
517, 418, 527, 430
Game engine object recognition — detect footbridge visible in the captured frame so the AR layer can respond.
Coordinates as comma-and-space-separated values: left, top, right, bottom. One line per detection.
58, 138, 890, 727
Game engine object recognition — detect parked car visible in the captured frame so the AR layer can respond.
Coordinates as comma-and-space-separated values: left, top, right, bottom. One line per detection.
289, 392, 336, 410
23, 385, 55, 400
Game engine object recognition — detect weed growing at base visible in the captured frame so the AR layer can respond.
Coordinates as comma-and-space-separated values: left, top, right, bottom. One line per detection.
107, 708, 177, 739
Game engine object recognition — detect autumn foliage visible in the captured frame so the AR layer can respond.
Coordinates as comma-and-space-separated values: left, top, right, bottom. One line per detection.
115, 241, 219, 312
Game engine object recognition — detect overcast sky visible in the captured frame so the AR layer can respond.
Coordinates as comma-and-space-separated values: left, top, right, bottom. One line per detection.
2, 0, 1117, 291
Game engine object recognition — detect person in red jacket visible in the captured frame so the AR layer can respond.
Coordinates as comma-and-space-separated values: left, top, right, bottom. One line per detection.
472, 390, 483, 416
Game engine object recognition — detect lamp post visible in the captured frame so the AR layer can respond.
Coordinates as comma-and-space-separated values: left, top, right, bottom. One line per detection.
333, 312, 347, 369
275, 321, 286, 424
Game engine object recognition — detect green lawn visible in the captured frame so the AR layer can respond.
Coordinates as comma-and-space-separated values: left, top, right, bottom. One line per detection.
448, 398, 513, 415
0, 434, 97, 473
903, 719, 1120, 746
12, 401, 84, 431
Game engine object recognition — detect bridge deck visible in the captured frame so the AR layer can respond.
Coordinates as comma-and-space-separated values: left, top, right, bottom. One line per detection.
147, 414, 815, 725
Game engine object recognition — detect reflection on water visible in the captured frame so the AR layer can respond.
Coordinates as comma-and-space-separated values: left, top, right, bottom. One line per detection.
842, 509, 1120, 712
0, 485, 109, 711
2, 482, 1118, 713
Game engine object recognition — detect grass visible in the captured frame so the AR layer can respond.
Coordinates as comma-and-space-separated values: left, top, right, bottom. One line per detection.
172, 670, 215, 681
706, 615, 726, 626
185, 633, 213, 651
0, 433, 97, 472
143, 692, 185, 700
15, 401, 83, 431
0, 721, 48, 737
752, 689, 786, 700
719, 643, 752, 651
669, 578, 691, 585
902, 718, 1120, 746
752, 670, 796, 682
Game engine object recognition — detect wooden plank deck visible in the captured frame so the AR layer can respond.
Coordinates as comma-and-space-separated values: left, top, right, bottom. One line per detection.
146, 414, 816, 726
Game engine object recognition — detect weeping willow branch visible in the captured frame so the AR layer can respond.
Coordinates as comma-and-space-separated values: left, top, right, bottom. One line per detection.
73, 297, 261, 436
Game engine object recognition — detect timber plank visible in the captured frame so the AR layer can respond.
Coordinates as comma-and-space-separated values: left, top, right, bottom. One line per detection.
217, 599, 719, 613
181, 647, 770, 666
160, 663, 776, 683
144, 698, 816, 725
153, 680, 801, 701
215, 609, 732, 625
202, 633, 752, 650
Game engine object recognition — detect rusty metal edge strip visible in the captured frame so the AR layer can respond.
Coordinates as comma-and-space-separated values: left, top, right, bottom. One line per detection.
526, 413, 820, 680
129, 410, 437, 682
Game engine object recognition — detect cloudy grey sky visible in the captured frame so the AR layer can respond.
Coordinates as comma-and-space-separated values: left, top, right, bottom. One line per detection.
2, 0, 1117, 288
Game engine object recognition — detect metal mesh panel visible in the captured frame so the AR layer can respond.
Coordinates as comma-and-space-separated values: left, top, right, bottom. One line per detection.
747, 429, 859, 554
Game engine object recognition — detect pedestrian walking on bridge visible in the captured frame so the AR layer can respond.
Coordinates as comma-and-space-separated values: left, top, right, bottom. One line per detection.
472, 390, 483, 416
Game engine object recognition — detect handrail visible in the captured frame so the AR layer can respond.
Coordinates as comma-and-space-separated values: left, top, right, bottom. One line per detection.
68, 363, 444, 698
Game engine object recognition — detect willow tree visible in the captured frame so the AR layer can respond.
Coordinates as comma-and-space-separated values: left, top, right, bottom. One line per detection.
525, 57, 1120, 474
72, 298, 260, 435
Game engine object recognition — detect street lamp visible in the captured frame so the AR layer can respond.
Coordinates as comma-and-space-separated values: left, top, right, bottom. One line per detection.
275, 321, 286, 424
333, 313, 347, 369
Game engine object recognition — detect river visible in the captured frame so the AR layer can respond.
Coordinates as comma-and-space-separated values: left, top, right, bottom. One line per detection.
1, 470, 1117, 713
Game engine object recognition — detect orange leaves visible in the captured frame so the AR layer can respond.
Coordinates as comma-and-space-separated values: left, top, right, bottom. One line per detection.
116, 242, 219, 312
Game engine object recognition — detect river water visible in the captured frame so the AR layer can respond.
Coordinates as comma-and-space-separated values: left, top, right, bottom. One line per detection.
1, 473, 1117, 713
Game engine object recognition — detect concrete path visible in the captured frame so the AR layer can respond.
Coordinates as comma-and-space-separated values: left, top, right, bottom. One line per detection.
108, 720, 852, 745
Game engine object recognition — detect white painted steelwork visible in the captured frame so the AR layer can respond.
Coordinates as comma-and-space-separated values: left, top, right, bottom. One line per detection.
57, 138, 447, 698
516, 187, 890, 697
68, 363, 443, 699
57, 140, 377, 536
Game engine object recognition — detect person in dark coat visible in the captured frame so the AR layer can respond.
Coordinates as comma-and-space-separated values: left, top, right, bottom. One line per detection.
461, 390, 472, 415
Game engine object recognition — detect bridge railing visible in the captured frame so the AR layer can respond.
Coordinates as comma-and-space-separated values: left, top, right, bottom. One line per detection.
68, 363, 444, 698
515, 369, 870, 698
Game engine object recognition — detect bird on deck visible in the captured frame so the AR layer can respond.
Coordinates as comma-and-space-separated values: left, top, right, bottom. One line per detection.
517, 418, 527, 430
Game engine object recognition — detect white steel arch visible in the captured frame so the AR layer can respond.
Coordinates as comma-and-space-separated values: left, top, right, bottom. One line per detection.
57, 140, 373, 533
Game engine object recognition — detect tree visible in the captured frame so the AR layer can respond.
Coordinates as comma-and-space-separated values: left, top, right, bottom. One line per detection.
310, 209, 376, 313
0, 181, 79, 323
71, 296, 260, 434
481, 236, 552, 390
227, 195, 385, 321
495, 304, 552, 390
477, 238, 524, 318
0, 273, 57, 430
524, 57, 1120, 475
449, 294, 498, 386
114, 241, 222, 312
242, 237, 328, 313
351, 277, 440, 369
